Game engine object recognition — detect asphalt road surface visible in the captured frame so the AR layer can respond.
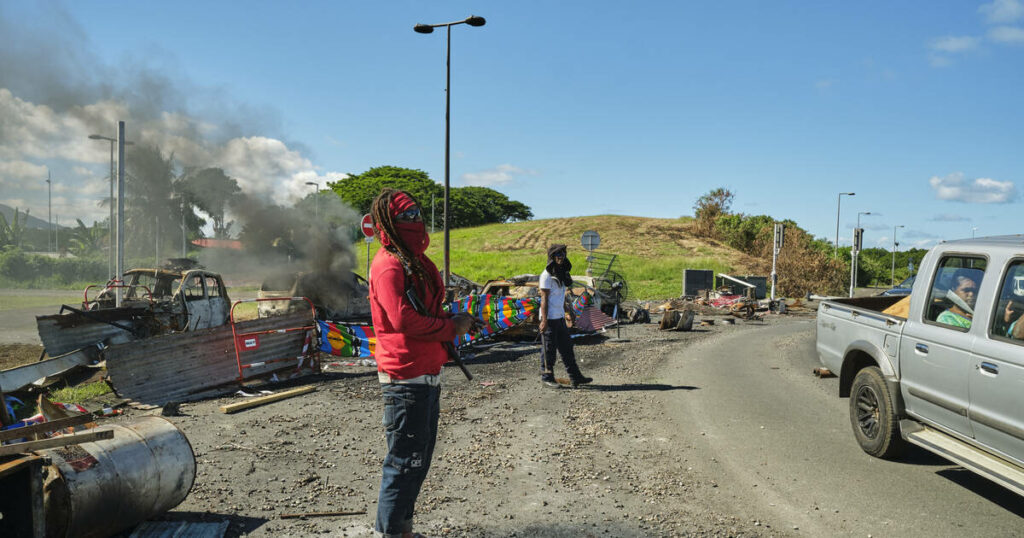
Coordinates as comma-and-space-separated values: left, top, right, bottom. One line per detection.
665, 319, 1024, 537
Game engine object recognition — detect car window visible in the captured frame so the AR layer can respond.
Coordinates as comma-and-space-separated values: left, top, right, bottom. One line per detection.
925, 255, 987, 331
205, 276, 223, 297
990, 260, 1024, 343
183, 275, 205, 301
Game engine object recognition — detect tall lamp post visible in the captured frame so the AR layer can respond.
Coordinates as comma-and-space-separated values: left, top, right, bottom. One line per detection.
304, 181, 319, 219
414, 14, 486, 291
45, 172, 52, 254
90, 134, 133, 278
891, 225, 904, 287
834, 192, 855, 258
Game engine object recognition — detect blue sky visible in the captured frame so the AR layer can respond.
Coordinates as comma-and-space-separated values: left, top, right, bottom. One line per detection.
1, 1, 1022, 250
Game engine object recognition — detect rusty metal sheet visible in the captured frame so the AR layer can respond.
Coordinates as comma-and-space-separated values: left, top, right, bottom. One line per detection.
106, 311, 312, 406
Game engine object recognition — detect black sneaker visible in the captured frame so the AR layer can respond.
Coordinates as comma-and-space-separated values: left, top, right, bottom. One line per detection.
570, 375, 593, 388
541, 376, 561, 389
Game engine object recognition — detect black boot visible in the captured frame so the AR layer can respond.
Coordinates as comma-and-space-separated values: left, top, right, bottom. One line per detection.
570, 374, 593, 388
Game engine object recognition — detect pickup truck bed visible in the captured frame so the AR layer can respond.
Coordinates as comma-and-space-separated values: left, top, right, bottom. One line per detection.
816, 236, 1024, 498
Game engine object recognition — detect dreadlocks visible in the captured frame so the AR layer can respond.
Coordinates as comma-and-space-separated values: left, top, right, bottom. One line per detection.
371, 188, 436, 295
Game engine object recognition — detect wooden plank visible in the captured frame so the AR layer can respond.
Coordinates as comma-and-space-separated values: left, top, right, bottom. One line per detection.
0, 414, 97, 442
0, 430, 114, 458
279, 510, 366, 519
0, 454, 43, 480
219, 385, 316, 414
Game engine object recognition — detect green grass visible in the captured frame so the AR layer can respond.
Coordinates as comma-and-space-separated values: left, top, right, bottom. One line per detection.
353, 216, 742, 300
0, 292, 84, 312
48, 380, 113, 404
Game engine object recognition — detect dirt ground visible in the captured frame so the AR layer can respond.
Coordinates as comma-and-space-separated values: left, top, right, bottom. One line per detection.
110, 313, 808, 538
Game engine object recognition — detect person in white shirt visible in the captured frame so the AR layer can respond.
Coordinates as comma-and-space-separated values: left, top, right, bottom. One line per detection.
538, 244, 592, 388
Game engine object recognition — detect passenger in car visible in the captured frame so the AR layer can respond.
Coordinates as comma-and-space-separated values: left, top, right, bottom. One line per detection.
936, 270, 980, 329
1002, 300, 1024, 339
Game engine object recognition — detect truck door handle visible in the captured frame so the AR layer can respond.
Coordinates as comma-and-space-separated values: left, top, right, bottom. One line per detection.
979, 362, 999, 375
915, 343, 929, 354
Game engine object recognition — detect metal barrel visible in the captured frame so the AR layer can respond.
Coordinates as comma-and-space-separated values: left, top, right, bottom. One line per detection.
41, 416, 196, 538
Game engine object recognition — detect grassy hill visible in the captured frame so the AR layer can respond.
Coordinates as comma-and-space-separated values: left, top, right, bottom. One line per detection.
354, 215, 762, 300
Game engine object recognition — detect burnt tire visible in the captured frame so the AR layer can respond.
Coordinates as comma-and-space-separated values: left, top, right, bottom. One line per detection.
849, 366, 904, 459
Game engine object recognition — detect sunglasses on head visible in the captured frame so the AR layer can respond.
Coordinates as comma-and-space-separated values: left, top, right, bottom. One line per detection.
396, 207, 421, 222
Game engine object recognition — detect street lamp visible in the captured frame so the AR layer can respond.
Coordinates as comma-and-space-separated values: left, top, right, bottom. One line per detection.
304, 181, 319, 219
857, 211, 871, 230
834, 192, 855, 258
90, 134, 134, 278
972, 226, 978, 239
414, 14, 486, 292
891, 225, 904, 287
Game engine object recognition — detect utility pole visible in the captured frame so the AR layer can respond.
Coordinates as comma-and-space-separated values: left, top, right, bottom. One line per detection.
771, 222, 784, 301
116, 121, 126, 307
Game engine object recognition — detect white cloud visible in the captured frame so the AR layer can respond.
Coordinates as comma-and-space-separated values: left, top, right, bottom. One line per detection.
929, 213, 972, 222
928, 54, 953, 68
929, 172, 1017, 203
980, 0, 1024, 23
1, 90, 352, 222
461, 164, 538, 187
929, 36, 980, 53
988, 25, 1024, 43
0, 159, 48, 186
814, 79, 836, 89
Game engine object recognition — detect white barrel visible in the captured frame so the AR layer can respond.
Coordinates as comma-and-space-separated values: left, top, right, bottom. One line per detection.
41, 416, 196, 538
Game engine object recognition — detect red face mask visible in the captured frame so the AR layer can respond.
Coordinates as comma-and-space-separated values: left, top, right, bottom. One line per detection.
396, 221, 429, 255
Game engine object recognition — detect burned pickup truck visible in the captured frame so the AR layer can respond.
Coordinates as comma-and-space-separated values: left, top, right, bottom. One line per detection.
36, 260, 231, 363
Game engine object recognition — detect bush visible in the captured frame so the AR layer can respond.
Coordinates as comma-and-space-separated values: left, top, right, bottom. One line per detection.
0, 249, 108, 287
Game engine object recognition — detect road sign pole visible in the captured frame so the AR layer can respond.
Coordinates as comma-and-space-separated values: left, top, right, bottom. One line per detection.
360, 213, 375, 280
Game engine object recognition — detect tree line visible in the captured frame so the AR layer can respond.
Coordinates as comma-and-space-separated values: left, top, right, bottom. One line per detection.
329, 166, 532, 228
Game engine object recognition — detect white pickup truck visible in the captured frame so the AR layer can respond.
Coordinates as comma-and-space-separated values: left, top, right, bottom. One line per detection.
817, 236, 1024, 495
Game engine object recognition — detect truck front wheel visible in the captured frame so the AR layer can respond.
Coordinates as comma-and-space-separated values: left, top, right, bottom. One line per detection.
849, 366, 904, 459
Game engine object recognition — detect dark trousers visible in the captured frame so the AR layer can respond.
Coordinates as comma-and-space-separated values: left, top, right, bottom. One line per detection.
540, 318, 582, 378
375, 383, 440, 536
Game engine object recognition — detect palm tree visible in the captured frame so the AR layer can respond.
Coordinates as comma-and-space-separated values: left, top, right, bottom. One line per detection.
0, 207, 29, 249
68, 219, 109, 258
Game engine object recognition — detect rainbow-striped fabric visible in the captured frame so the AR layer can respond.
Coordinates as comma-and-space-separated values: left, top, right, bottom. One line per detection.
317, 294, 544, 357
447, 294, 540, 348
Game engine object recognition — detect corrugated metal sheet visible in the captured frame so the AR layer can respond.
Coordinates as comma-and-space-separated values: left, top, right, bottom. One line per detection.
36, 308, 145, 356
575, 306, 617, 333
106, 311, 313, 406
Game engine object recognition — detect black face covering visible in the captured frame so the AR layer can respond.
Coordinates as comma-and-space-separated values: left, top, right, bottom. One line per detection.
546, 244, 572, 287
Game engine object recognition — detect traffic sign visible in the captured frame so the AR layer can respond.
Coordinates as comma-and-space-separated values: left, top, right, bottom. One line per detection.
360, 214, 374, 238
581, 230, 600, 251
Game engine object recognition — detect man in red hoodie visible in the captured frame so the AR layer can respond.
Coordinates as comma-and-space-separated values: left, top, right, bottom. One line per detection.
369, 188, 475, 538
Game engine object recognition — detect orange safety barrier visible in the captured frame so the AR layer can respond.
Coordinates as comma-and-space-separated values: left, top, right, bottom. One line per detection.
229, 297, 318, 381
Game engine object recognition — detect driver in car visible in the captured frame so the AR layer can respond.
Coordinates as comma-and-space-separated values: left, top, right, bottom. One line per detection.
937, 270, 979, 329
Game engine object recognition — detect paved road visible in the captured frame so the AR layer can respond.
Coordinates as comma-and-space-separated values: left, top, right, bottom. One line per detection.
663, 319, 1024, 537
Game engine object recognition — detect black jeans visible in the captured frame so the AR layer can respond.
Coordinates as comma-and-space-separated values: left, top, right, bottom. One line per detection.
540, 318, 582, 378
375, 382, 440, 537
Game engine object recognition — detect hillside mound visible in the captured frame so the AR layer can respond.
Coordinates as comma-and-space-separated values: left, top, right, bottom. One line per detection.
472, 215, 757, 270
